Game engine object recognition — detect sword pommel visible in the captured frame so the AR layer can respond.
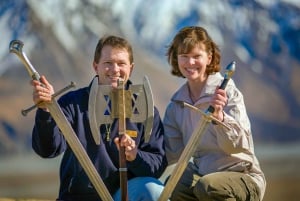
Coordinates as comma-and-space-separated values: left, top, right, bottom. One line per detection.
221, 61, 236, 88
9, 40, 24, 54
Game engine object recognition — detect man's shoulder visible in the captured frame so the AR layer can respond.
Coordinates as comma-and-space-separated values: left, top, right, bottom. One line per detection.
59, 86, 89, 103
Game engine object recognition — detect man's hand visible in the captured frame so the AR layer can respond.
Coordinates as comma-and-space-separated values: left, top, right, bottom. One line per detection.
31, 75, 54, 111
114, 134, 137, 161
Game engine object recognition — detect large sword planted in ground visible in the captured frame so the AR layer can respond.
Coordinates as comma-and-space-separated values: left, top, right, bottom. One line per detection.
158, 61, 236, 201
9, 40, 113, 201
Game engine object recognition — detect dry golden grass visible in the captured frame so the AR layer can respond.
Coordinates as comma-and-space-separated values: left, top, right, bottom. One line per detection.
0, 199, 53, 201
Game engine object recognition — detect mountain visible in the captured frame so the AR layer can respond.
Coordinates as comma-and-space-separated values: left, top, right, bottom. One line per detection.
1, 1, 300, 201
0, 0, 300, 156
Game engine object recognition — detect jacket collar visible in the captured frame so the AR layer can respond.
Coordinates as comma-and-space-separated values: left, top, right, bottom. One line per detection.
87, 75, 133, 93
171, 72, 223, 104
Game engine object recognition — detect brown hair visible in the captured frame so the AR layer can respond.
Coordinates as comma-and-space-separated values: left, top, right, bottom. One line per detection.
166, 26, 221, 78
94, 35, 134, 64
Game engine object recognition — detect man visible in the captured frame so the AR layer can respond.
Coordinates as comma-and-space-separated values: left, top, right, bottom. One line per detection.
31, 35, 167, 201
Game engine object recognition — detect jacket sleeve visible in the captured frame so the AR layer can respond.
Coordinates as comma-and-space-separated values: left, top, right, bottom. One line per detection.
32, 108, 67, 158
127, 107, 168, 178
162, 102, 184, 165
213, 81, 253, 154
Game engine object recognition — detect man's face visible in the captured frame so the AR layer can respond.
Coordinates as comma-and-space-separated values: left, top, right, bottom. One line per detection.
93, 45, 134, 88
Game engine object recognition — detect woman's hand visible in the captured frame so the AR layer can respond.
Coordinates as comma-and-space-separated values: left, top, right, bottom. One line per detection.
210, 87, 227, 121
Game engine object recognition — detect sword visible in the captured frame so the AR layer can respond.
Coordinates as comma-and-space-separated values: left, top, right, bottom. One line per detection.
158, 61, 236, 201
9, 40, 113, 201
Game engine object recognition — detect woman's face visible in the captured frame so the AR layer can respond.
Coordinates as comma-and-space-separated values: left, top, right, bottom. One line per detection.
177, 43, 211, 82
93, 45, 134, 88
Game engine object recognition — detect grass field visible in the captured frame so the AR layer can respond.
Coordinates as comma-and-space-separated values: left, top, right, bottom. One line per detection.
1, 144, 299, 201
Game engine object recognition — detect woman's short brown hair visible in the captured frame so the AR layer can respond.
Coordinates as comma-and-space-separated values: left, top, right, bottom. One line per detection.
166, 26, 221, 78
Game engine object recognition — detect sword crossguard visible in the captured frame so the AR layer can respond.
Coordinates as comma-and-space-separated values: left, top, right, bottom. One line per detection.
21, 82, 76, 116
181, 102, 230, 130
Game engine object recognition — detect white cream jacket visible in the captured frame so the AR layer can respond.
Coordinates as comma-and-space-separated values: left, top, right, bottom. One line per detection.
163, 72, 266, 200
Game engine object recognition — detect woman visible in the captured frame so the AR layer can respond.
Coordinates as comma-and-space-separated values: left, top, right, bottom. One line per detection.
163, 26, 266, 201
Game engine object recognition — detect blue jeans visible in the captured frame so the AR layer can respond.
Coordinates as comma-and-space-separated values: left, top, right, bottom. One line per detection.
113, 177, 165, 201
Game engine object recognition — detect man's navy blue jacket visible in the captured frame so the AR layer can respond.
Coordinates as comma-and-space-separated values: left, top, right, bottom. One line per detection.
32, 79, 167, 201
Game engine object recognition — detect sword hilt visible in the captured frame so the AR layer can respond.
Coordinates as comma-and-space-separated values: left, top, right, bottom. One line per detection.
206, 61, 236, 114
21, 82, 76, 116
9, 40, 41, 81
9, 40, 76, 116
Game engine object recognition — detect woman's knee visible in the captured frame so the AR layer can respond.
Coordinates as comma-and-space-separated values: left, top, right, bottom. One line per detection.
193, 177, 211, 199
193, 174, 227, 200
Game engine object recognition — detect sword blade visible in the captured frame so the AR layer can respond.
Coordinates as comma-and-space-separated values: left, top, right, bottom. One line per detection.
47, 101, 113, 200
158, 115, 211, 201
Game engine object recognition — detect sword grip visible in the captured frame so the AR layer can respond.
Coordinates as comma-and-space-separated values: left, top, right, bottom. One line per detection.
9, 40, 41, 81
206, 61, 236, 114
206, 78, 229, 114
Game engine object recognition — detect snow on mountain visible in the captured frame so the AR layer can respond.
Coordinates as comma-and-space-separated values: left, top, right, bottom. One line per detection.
0, 0, 299, 154
1, 0, 299, 74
